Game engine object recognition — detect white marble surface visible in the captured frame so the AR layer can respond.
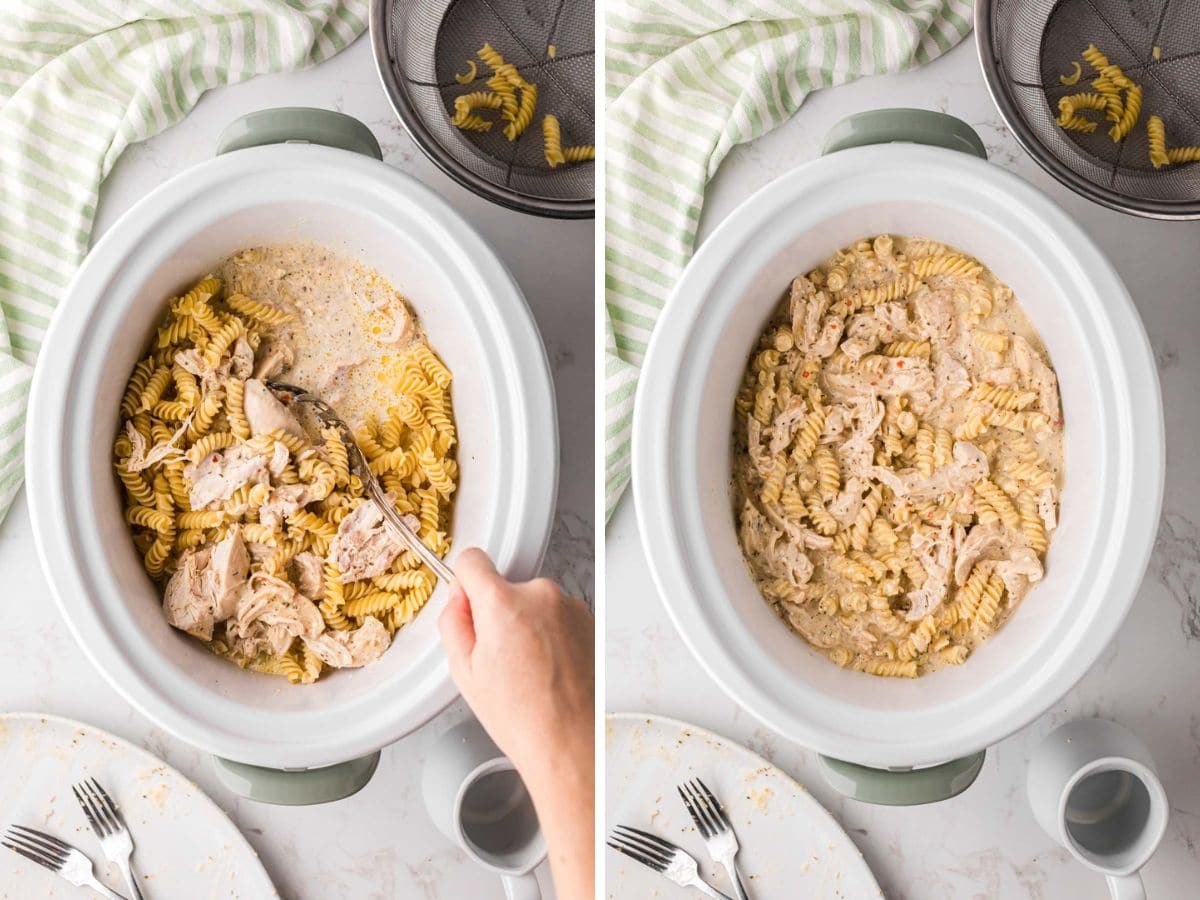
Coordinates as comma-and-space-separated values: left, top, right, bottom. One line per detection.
0, 35, 592, 900
606, 38, 1200, 900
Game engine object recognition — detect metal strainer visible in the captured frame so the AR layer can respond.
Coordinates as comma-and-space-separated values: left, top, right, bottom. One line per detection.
977, 0, 1200, 218
369, 0, 594, 218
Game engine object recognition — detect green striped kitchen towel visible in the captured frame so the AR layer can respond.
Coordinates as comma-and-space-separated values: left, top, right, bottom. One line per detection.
0, 0, 367, 525
605, 0, 974, 519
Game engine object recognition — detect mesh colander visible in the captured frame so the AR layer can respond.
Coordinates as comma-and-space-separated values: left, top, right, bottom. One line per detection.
369, 0, 594, 218
977, 0, 1200, 218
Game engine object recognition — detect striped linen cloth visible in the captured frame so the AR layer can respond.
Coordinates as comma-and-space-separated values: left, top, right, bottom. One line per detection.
0, 0, 367, 525
604, 0, 973, 519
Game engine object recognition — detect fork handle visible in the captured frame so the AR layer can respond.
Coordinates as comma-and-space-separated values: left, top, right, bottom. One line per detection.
688, 877, 734, 900
118, 861, 145, 900
82, 874, 128, 900
366, 478, 455, 583
727, 864, 750, 900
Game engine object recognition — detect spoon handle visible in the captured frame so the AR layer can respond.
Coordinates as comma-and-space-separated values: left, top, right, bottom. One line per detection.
366, 477, 455, 584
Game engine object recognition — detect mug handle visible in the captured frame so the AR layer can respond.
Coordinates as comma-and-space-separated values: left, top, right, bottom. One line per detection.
818, 751, 985, 805
821, 108, 988, 160
501, 873, 541, 900
1107, 873, 1146, 900
211, 752, 381, 805
215, 107, 383, 159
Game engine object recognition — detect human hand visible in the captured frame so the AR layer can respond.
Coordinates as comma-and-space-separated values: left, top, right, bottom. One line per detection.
438, 547, 594, 789
438, 548, 594, 900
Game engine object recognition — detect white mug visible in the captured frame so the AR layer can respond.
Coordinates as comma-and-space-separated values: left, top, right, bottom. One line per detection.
422, 718, 546, 900
1027, 719, 1169, 900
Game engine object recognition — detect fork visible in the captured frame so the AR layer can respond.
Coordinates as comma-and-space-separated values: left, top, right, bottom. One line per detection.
678, 778, 750, 900
266, 381, 453, 583
607, 824, 733, 899
73, 778, 145, 900
2, 824, 127, 899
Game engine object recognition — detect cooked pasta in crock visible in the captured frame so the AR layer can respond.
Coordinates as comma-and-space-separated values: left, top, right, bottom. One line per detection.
114, 245, 457, 684
732, 236, 1063, 677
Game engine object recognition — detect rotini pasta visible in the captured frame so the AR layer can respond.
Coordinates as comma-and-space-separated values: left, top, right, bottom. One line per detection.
1147, 115, 1170, 168
543, 114, 566, 167
734, 235, 1062, 677
115, 251, 458, 685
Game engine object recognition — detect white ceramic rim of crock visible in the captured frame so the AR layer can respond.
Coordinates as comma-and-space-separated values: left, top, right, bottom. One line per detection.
452, 757, 548, 876
26, 144, 558, 769
1056, 756, 1169, 876
632, 143, 1164, 769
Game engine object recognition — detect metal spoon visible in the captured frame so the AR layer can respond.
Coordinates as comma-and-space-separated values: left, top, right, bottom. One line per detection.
267, 381, 454, 584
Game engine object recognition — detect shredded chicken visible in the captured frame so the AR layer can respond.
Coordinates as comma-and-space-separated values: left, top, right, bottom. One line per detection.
304, 616, 392, 668
906, 523, 953, 621
227, 572, 324, 658
242, 378, 305, 439
995, 547, 1044, 604
185, 445, 269, 510
733, 235, 1064, 676
230, 336, 255, 379
289, 551, 324, 598
1013, 335, 1062, 425
332, 500, 419, 583
912, 285, 958, 346
252, 339, 295, 382
954, 523, 1006, 585
259, 483, 312, 529
825, 357, 934, 401
768, 398, 809, 457
162, 532, 249, 640
789, 275, 828, 351
123, 420, 187, 472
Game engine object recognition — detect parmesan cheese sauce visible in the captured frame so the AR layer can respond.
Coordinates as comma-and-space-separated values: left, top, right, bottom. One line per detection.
732, 236, 1065, 675
218, 243, 426, 428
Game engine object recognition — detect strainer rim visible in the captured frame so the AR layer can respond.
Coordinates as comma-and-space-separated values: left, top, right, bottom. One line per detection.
974, 0, 1200, 221
368, 0, 594, 220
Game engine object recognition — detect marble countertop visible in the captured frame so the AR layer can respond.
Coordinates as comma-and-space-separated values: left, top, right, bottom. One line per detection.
606, 38, 1200, 900
0, 35, 592, 900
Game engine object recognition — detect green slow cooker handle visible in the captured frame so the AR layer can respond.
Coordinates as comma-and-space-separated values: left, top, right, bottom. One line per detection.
817, 107, 987, 805
821, 108, 987, 160
211, 752, 381, 805
818, 750, 986, 805
209, 107, 383, 806
215, 107, 382, 160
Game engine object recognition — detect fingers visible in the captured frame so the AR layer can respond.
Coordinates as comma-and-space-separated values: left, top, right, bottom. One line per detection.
438, 581, 476, 666
455, 546, 501, 589
452, 546, 511, 626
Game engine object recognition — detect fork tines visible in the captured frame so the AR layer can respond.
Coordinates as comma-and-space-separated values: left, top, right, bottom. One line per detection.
606, 824, 679, 872
2, 824, 70, 869
678, 777, 732, 837
73, 777, 121, 837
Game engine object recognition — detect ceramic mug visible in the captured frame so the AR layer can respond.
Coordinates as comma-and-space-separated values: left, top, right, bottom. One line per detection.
1027, 719, 1169, 900
423, 719, 546, 900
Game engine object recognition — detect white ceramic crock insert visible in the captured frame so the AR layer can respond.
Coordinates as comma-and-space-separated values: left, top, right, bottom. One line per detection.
27, 141, 557, 772
633, 138, 1163, 771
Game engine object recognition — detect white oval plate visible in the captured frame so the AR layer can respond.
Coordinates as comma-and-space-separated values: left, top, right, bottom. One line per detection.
0, 712, 276, 897
606, 713, 880, 899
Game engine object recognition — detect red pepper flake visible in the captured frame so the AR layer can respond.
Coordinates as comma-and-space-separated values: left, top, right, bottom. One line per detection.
896, 359, 905, 368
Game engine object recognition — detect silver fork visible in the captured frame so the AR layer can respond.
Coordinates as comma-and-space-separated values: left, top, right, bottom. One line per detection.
2, 824, 127, 899
267, 381, 453, 583
607, 825, 733, 900
73, 778, 145, 900
678, 779, 750, 900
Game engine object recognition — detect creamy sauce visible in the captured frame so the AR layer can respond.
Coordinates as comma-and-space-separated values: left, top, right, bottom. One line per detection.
219, 244, 424, 427
732, 235, 1064, 676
